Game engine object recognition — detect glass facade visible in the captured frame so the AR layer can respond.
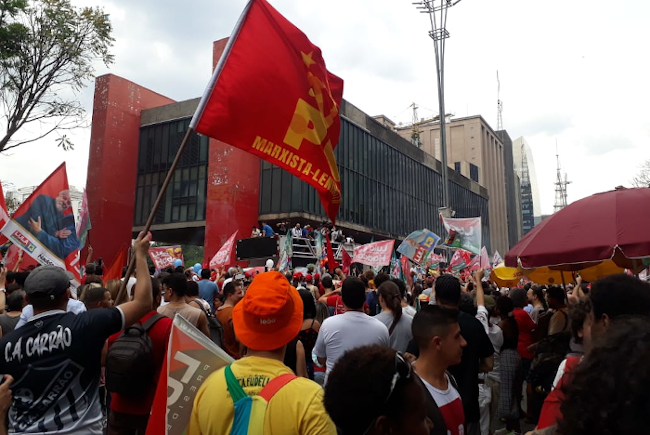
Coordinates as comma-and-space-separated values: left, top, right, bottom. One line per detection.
133, 118, 208, 226
259, 118, 490, 247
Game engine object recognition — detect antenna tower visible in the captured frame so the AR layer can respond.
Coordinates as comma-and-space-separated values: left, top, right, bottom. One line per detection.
497, 71, 503, 130
553, 145, 571, 212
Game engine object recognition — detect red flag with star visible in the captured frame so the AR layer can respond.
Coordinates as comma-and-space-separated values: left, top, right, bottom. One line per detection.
190, 0, 344, 222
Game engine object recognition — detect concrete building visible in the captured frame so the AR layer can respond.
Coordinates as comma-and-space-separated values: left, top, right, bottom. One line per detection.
5, 185, 83, 223
512, 137, 541, 234
395, 115, 514, 254
83, 39, 492, 266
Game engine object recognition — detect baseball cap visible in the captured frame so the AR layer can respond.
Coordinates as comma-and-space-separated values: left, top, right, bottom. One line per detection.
24, 266, 74, 300
233, 271, 304, 351
305, 274, 313, 282
314, 273, 320, 280
293, 272, 303, 280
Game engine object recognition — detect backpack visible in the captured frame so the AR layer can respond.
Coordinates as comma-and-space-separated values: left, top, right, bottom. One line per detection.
193, 299, 225, 348
527, 331, 572, 397
224, 364, 296, 435
105, 314, 165, 396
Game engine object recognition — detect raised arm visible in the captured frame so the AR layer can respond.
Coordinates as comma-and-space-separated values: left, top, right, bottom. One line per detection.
117, 232, 153, 328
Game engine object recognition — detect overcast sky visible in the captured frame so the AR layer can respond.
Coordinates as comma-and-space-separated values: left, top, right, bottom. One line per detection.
2, 0, 649, 216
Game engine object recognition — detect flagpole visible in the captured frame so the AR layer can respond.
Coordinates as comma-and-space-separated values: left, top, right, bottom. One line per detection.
115, 128, 193, 306
114, 1, 255, 306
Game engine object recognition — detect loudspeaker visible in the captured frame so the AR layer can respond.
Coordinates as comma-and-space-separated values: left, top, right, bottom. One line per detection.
237, 237, 278, 260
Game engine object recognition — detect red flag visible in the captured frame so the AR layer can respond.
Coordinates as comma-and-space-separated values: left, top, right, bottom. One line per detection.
209, 231, 238, 269
0, 164, 80, 282
190, 0, 344, 222
103, 245, 127, 282
341, 247, 352, 274
401, 254, 413, 287
325, 234, 338, 273
0, 180, 10, 245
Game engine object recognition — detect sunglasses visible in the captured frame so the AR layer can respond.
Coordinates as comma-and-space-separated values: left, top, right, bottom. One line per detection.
362, 352, 412, 434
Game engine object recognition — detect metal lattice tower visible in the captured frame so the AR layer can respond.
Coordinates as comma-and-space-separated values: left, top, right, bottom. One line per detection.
553, 147, 571, 212
410, 102, 423, 148
496, 71, 503, 130
413, 0, 463, 209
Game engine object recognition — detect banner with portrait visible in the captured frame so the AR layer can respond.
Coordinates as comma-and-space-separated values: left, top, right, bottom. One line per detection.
396, 229, 440, 265
0, 163, 80, 283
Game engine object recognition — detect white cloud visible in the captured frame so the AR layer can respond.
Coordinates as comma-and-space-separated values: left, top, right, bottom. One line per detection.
1, 0, 649, 219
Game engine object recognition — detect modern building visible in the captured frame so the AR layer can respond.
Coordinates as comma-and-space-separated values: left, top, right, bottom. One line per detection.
512, 137, 541, 234
395, 115, 517, 254
85, 39, 492, 266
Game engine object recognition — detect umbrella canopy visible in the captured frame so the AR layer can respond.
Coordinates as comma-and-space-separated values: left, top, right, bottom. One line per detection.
490, 263, 523, 287
505, 187, 650, 269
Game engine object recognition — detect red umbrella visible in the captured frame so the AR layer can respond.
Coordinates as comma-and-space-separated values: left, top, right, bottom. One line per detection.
505, 187, 650, 270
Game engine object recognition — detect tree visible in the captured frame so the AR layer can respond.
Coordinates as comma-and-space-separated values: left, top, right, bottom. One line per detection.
0, 0, 113, 153
631, 160, 650, 188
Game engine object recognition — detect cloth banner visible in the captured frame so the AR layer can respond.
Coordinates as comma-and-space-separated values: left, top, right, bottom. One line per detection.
278, 232, 292, 273
390, 251, 401, 279
401, 254, 412, 287
209, 231, 238, 269
467, 247, 491, 272
352, 240, 395, 267
2, 244, 38, 271
0, 163, 80, 283
190, 0, 344, 222
0, 181, 9, 246
149, 245, 184, 270
103, 245, 128, 282
449, 249, 472, 272
396, 229, 440, 265
76, 189, 91, 250
146, 314, 234, 435
440, 215, 482, 255
424, 252, 445, 269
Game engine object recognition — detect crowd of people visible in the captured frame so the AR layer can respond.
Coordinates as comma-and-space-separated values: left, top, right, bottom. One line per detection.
251, 221, 353, 243
0, 237, 648, 435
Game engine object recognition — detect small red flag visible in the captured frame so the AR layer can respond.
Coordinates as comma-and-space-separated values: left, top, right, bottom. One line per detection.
103, 244, 127, 282
325, 234, 339, 273
341, 247, 352, 274
190, 0, 344, 222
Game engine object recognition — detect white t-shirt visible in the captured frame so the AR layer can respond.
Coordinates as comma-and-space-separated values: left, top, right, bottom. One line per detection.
16, 298, 87, 329
314, 311, 389, 383
420, 374, 466, 435
402, 305, 417, 318
475, 305, 503, 382
375, 311, 413, 353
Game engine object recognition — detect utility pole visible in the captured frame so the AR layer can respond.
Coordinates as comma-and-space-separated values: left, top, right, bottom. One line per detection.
554, 143, 571, 212
413, 0, 463, 210
497, 70, 503, 131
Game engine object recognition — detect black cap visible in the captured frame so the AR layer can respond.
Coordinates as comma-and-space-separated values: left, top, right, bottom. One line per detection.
24, 266, 73, 300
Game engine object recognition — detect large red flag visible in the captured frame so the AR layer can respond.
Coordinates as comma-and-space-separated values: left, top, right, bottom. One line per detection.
209, 230, 238, 269
0, 164, 80, 282
190, 0, 344, 222
0, 180, 9, 245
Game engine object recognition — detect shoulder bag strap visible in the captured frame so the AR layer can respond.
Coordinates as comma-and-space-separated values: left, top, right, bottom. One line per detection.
225, 364, 247, 403
142, 313, 165, 331
257, 373, 297, 402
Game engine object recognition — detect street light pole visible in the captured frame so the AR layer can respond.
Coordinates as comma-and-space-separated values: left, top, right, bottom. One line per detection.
413, 0, 462, 210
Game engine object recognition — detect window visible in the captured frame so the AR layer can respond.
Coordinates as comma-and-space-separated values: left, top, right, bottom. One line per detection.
470, 164, 479, 182
454, 162, 461, 173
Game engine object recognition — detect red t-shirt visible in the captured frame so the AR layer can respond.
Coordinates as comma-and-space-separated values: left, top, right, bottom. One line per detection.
107, 311, 173, 415
513, 308, 536, 359
325, 295, 369, 315
537, 355, 582, 429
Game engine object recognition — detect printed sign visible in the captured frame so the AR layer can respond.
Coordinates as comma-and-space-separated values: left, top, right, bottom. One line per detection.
397, 229, 440, 265
352, 240, 395, 267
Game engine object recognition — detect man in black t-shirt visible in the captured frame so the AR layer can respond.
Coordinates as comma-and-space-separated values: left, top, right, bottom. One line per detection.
407, 275, 494, 435
0, 232, 153, 435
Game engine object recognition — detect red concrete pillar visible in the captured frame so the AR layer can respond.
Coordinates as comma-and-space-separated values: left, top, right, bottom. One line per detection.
86, 74, 175, 265
203, 39, 261, 267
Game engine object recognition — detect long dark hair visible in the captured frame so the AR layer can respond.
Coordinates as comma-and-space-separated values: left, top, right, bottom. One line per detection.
298, 289, 316, 320
378, 281, 403, 335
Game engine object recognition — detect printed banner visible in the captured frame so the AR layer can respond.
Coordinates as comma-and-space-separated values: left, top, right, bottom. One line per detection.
390, 251, 401, 279
278, 232, 292, 273
190, 0, 344, 222
149, 245, 184, 270
146, 314, 234, 435
76, 189, 91, 249
2, 244, 38, 271
0, 180, 9, 246
401, 254, 412, 287
352, 240, 395, 267
0, 164, 80, 282
440, 215, 482, 255
209, 231, 238, 269
396, 229, 440, 265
